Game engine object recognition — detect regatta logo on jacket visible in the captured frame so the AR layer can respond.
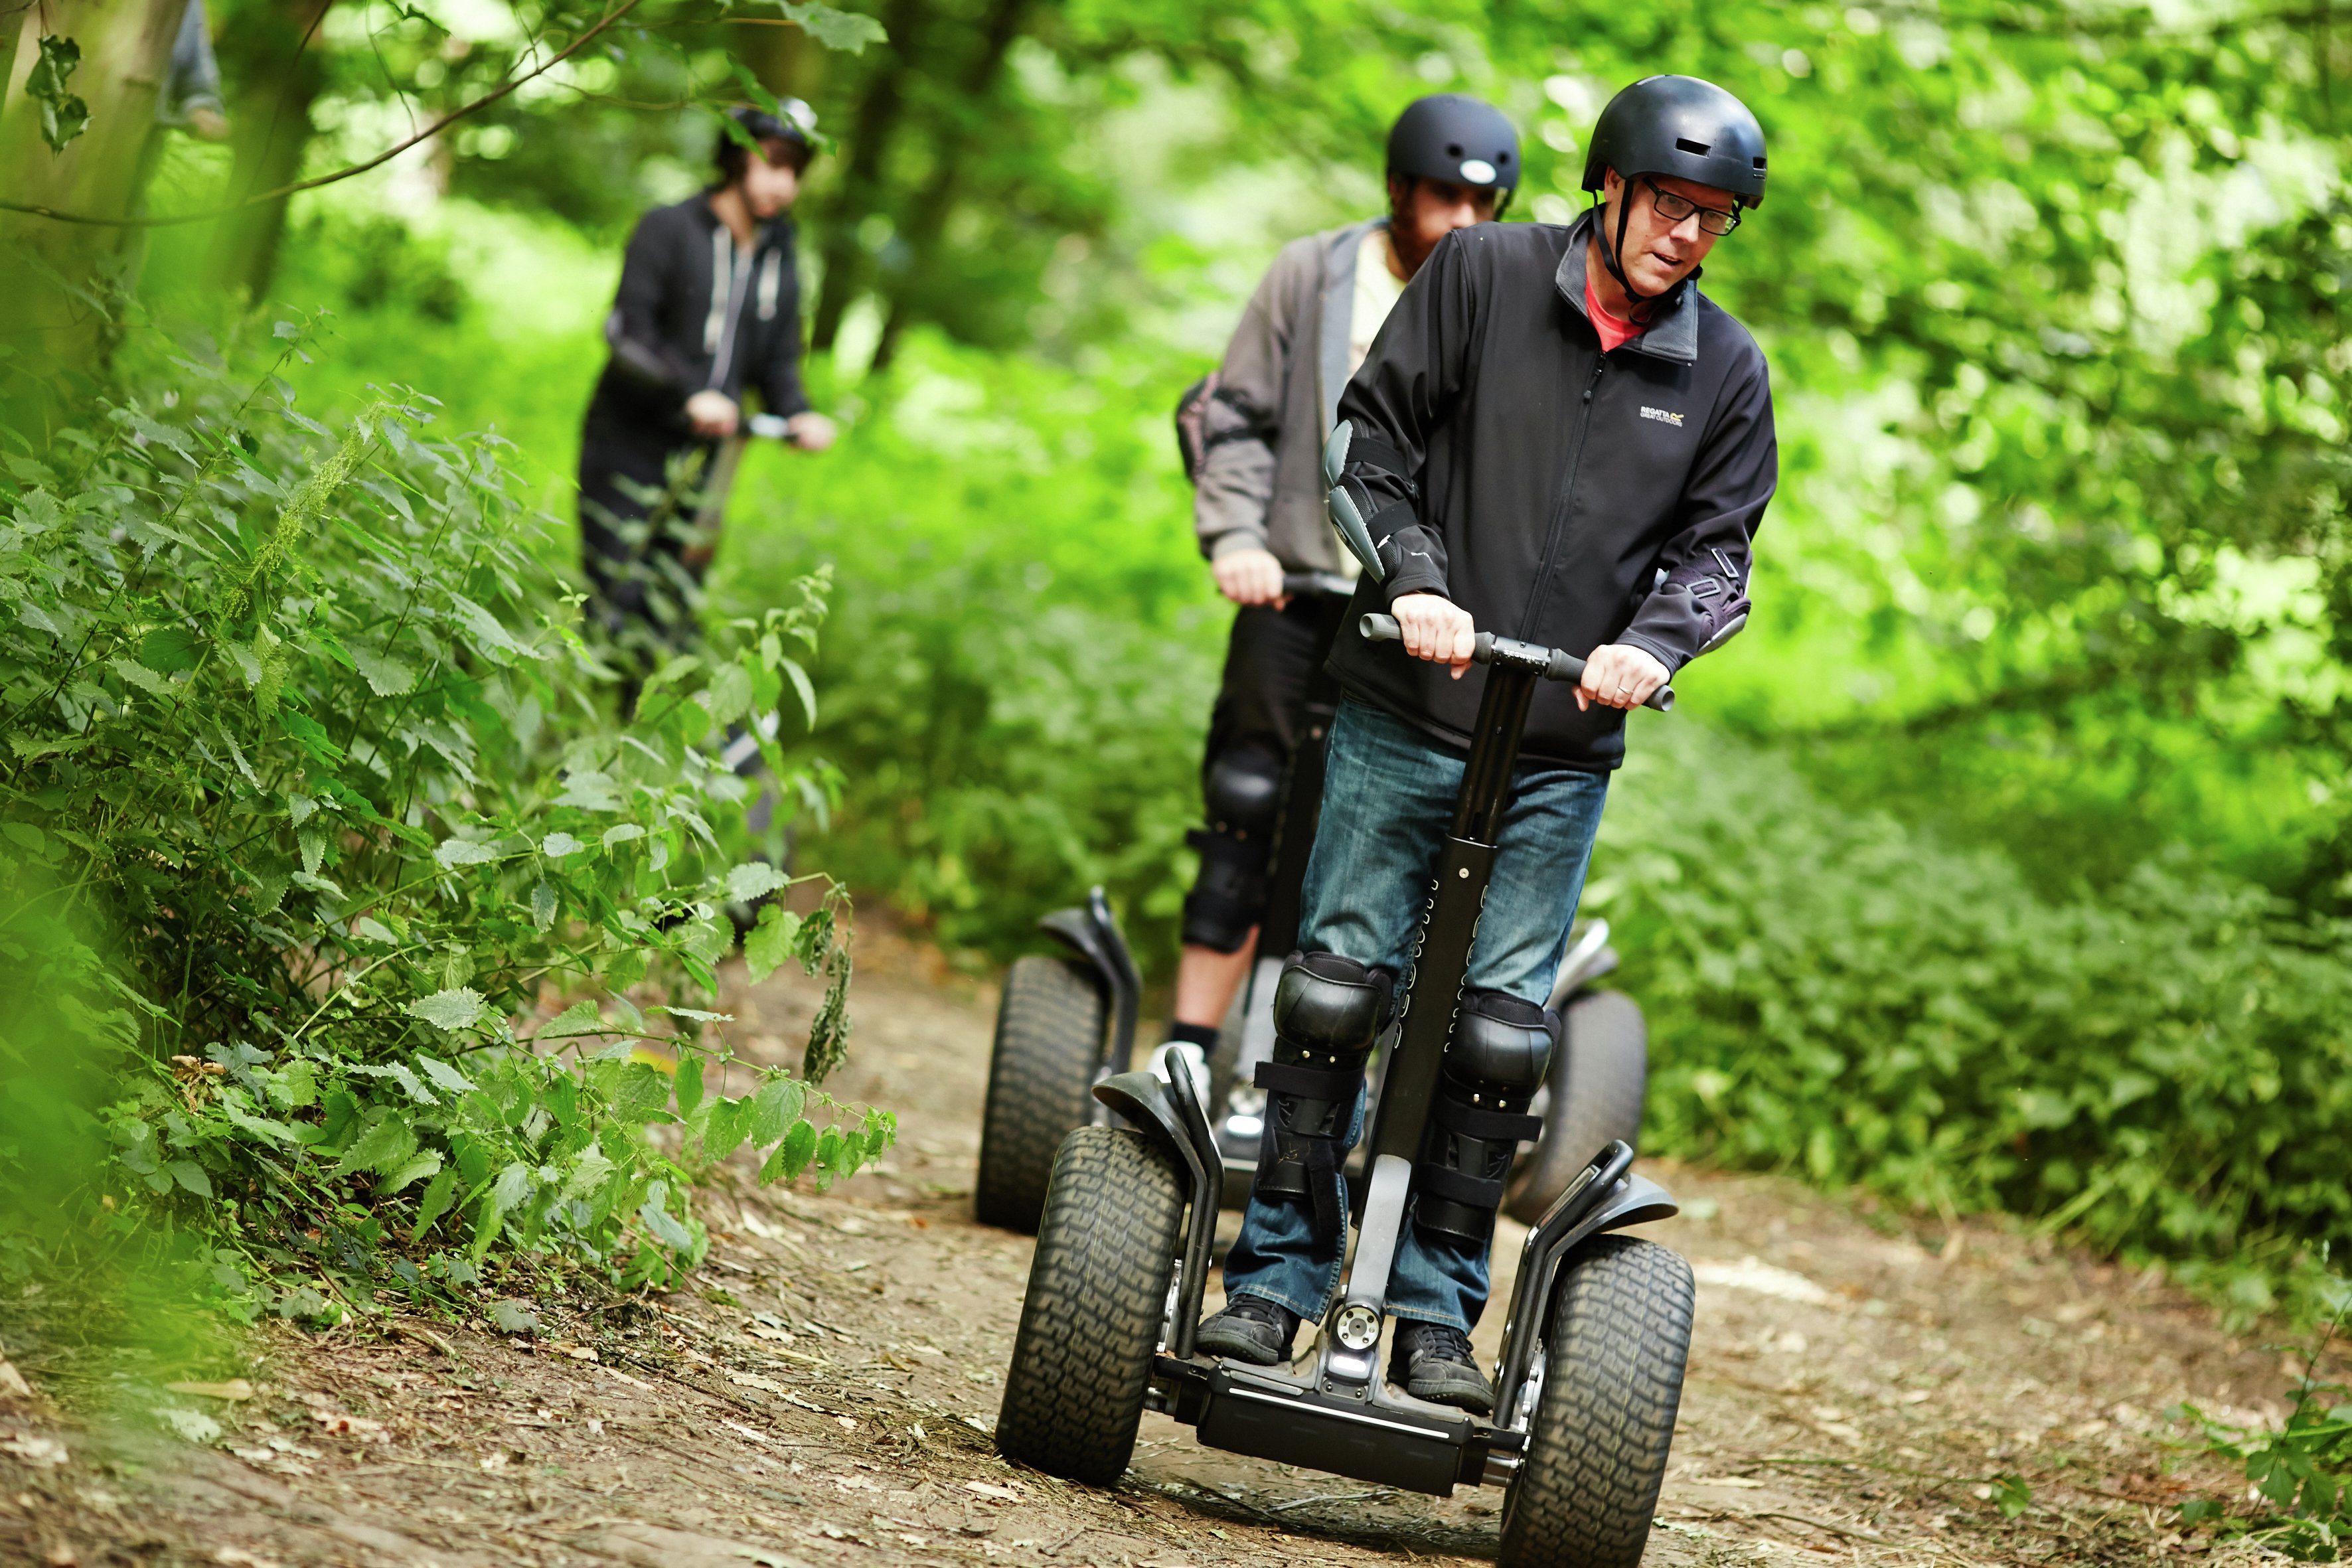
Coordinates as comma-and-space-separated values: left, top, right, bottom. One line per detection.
1640, 406, 1686, 427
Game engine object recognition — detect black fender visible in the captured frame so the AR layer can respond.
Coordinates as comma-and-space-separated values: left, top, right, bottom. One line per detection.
1095, 1067, 1221, 1360
1490, 1140, 1680, 1429
1038, 886, 1140, 1079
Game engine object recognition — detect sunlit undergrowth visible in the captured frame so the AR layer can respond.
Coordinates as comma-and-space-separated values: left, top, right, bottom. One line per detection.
0, 320, 889, 1328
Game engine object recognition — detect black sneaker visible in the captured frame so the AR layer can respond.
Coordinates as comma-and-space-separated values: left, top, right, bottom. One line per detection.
1196, 1294, 1299, 1366
1391, 1320, 1493, 1412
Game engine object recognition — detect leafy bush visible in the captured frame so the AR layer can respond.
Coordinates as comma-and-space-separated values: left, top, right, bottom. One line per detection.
718, 331, 1222, 964
1595, 723, 2352, 1294
0, 321, 888, 1318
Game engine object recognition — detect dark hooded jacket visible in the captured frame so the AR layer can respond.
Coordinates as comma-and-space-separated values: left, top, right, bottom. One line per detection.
1327, 209, 1776, 771
584, 192, 811, 441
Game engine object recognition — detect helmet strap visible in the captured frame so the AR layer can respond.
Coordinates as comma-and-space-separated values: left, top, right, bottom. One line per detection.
1597, 183, 1658, 317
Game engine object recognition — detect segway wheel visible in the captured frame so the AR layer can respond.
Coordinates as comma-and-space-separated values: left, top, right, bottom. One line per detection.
996, 1126, 1186, 1485
1507, 989, 1648, 1224
1498, 1234, 1694, 1568
975, 955, 1108, 1232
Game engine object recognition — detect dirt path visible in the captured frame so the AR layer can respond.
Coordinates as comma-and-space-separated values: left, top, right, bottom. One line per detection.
1, 927, 2326, 1567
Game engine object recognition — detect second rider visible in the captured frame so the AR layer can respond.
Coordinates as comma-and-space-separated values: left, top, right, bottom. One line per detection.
1166, 96, 1526, 1065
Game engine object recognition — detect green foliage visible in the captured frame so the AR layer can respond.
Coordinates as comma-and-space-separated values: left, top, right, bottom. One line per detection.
28, 35, 90, 153
2177, 1287, 2352, 1559
1593, 722, 2352, 1276
717, 331, 1220, 961
0, 321, 888, 1316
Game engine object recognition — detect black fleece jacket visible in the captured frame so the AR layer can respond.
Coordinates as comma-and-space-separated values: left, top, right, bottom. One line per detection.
1328, 210, 1777, 771
584, 193, 811, 441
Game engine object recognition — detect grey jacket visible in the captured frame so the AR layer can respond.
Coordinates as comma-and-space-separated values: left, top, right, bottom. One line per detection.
1193, 218, 1390, 572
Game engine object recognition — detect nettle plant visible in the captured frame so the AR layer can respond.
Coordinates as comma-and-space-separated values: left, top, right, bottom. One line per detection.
0, 321, 889, 1318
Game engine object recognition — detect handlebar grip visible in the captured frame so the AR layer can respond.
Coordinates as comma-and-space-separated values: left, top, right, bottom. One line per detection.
1361, 614, 1676, 712
746, 412, 797, 444
1283, 572, 1355, 598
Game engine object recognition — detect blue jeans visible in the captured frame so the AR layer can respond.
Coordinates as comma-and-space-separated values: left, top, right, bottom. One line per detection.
1221, 699, 1608, 1332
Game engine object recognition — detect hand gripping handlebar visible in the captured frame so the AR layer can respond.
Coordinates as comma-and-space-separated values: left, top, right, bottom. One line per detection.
1359, 613, 1676, 713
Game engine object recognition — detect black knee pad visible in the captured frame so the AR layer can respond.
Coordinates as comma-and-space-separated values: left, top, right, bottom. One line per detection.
1250, 953, 1391, 1230
1179, 747, 1285, 950
1414, 988, 1551, 1245
1205, 746, 1283, 836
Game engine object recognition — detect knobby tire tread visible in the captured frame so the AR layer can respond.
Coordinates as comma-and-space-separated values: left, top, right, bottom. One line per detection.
995, 1127, 1185, 1485
1498, 1234, 1695, 1568
975, 955, 1107, 1232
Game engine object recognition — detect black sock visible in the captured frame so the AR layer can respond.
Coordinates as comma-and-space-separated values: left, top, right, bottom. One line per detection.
1166, 1020, 1219, 1051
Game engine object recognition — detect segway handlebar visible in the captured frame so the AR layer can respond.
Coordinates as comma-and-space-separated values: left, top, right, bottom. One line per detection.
1281, 571, 1357, 599
745, 412, 805, 446
1359, 613, 1676, 713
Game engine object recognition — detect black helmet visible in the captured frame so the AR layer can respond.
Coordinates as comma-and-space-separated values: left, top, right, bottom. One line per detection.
1579, 75, 1767, 210
1386, 94, 1521, 206
717, 100, 819, 173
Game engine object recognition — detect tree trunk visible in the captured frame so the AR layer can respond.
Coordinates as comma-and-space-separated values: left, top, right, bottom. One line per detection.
872, 0, 1028, 368
809, 0, 928, 351
0, 0, 187, 379
205, 0, 332, 301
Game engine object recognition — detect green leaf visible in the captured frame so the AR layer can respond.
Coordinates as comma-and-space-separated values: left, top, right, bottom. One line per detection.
414, 1054, 476, 1095
410, 1165, 460, 1239
702, 1096, 754, 1163
556, 771, 625, 811
539, 831, 582, 858
778, 655, 818, 728
108, 655, 169, 695
782, 1, 887, 54
601, 823, 645, 848
530, 879, 556, 931
333, 1113, 418, 1177
486, 1160, 531, 1217
404, 987, 487, 1032
700, 661, 753, 726
726, 861, 790, 903
536, 999, 604, 1038
749, 1076, 807, 1146
167, 1159, 213, 1198
434, 837, 500, 868
29, 35, 90, 151
774, 1118, 821, 1182
351, 646, 416, 696
138, 625, 201, 672
744, 906, 801, 983
676, 1054, 705, 1121
638, 1195, 694, 1251
374, 1148, 443, 1195
1, 822, 45, 854
220, 1099, 298, 1146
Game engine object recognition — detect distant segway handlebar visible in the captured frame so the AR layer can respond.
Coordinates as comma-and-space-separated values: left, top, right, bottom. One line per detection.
745, 412, 803, 445
1359, 613, 1676, 712
1281, 571, 1358, 599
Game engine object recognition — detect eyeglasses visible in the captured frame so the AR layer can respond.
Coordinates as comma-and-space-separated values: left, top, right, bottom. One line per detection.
1642, 177, 1742, 236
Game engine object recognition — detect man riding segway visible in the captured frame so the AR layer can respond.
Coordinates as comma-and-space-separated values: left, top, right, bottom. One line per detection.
1164, 96, 1525, 1078
970, 98, 1529, 1234
1193, 74, 1774, 1415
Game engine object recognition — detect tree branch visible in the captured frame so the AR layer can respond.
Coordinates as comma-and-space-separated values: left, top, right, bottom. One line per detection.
0, 0, 647, 228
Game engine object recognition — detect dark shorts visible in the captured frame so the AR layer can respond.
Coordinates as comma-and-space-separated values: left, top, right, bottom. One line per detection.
1182, 593, 1352, 947
577, 419, 719, 649
1199, 594, 1352, 793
